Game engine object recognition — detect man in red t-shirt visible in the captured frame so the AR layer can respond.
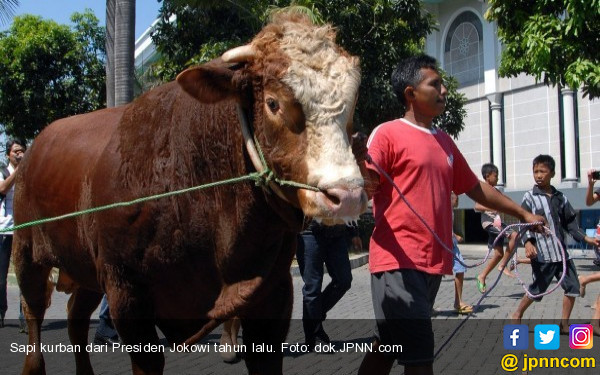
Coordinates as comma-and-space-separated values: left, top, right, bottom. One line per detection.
354, 55, 543, 375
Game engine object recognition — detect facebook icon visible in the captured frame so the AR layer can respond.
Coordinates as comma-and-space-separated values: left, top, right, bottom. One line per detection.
503, 324, 528, 350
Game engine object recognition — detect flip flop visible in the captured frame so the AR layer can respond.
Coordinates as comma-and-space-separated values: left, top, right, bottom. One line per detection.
477, 278, 486, 294
455, 305, 473, 315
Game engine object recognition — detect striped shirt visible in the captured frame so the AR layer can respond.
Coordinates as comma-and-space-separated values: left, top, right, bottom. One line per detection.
521, 185, 586, 263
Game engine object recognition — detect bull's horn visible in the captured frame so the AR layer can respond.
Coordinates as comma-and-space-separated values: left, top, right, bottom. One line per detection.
221, 45, 256, 63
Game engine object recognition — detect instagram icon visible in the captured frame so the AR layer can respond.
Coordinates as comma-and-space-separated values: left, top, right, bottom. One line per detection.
569, 324, 593, 349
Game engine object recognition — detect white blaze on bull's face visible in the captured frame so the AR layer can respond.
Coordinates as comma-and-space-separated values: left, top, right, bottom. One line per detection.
277, 22, 366, 224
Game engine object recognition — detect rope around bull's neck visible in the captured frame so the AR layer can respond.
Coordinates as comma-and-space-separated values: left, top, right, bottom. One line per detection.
236, 104, 319, 203
0, 168, 317, 234
0, 105, 321, 234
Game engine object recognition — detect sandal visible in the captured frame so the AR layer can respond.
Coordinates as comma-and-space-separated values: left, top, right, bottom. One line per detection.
477, 278, 486, 294
455, 305, 473, 315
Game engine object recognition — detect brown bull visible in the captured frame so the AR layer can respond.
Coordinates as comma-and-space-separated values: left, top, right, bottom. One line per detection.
13, 13, 366, 375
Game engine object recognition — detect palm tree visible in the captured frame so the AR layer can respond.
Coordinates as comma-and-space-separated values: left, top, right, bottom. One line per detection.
105, 0, 115, 108
0, 0, 19, 26
106, 0, 135, 107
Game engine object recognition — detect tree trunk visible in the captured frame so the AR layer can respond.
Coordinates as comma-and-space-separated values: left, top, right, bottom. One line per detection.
105, 0, 115, 108
114, 0, 135, 106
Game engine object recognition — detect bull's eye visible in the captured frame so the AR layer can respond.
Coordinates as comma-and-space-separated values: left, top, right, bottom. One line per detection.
266, 98, 279, 112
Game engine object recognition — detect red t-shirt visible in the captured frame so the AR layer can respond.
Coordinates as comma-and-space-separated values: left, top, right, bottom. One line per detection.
366, 119, 479, 275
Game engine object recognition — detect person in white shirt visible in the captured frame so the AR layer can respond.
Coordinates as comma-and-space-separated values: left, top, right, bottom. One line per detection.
0, 138, 27, 330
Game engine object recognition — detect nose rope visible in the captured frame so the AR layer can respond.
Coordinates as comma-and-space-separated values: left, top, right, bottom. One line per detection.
251, 134, 319, 191
236, 104, 318, 191
365, 154, 568, 301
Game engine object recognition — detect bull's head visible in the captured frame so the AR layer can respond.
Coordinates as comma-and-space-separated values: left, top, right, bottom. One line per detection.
176, 13, 367, 225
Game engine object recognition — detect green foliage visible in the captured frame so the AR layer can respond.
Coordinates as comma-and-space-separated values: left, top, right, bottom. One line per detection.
434, 71, 466, 138
151, 0, 266, 81
0, 11, 106, 139
151, 0, 466, 135
486, 0, 600, 98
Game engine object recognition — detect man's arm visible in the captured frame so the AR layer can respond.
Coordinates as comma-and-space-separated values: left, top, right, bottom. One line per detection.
465, 181, 544, 226
585, 169, 600, 206
360, 165, 380, 200
352, 132, 380, 199
0, 168, 17, 195
563, 200, 600, 247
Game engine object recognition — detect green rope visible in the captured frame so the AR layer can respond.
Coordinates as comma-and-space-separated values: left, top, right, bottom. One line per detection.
0, 168, 315, 234
0, 128, 319, 234
252, 134, 319, 192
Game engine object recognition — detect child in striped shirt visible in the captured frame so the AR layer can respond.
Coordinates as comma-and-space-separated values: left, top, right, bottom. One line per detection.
511, 155, 599, 332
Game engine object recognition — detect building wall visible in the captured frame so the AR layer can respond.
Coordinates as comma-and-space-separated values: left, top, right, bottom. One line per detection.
457, 97, 489, 179
578, 93, 600, 172
503, 83, 561, 189
425, 0, 598, 200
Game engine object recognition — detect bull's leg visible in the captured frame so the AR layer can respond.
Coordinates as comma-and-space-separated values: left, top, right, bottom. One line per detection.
242, 273, 293, 375
219, 317, 241, 363
66, 288, 103, 375
107, 286, 164, 375
16, 261, 51, 375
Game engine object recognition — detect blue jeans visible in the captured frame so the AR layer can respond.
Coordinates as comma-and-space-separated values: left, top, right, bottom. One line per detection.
96, 294, 118, 338
0, 235, 23, 322
296, 229, 352, 340
0, 235, 11, 316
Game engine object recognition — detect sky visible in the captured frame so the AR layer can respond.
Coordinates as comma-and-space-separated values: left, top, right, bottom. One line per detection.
1, 0, 162, 40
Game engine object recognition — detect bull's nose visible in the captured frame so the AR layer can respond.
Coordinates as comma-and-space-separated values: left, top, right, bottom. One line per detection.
323, 187, 367, 217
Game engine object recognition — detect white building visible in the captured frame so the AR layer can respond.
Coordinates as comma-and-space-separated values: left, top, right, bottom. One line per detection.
423, 0, 599, 239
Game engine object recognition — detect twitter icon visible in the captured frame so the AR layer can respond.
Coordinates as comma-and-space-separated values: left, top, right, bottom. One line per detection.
534, 324, 560, 349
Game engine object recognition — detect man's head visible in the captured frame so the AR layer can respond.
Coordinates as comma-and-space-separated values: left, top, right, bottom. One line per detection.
6, 138, 27, 167
391, 54, 447, 119
481, 163, 499, 186
532, 154, 555, 189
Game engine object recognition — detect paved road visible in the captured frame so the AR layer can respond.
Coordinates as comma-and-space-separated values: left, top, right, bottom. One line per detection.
2, 245, 599, 374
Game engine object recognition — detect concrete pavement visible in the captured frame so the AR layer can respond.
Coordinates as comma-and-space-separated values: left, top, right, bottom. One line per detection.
1, 244, 599, 374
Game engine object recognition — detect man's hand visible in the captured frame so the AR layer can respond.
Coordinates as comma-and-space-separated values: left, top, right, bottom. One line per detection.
588, 169, 597, 184
522, 212, 546, 233
351, 132, 368, 163
584, 236, 600, 248
524, 241, 538, 259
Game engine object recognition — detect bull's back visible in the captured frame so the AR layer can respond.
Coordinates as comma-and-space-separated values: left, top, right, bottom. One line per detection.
17, 107, 123, 221
14, 107, 124, 276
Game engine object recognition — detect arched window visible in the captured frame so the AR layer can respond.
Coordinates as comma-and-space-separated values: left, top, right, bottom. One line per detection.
444, 11, 484, 86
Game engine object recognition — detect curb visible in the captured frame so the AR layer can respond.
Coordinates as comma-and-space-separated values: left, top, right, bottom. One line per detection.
8, 272, 16, 286
7, 253, 370, 286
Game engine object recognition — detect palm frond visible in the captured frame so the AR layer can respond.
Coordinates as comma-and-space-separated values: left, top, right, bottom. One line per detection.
0, 0, 19, 26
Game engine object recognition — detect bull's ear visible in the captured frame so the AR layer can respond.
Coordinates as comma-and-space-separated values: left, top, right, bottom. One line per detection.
176, 59, 238, 103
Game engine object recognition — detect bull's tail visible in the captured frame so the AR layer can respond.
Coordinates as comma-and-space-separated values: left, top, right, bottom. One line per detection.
183, 318, 223, 345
